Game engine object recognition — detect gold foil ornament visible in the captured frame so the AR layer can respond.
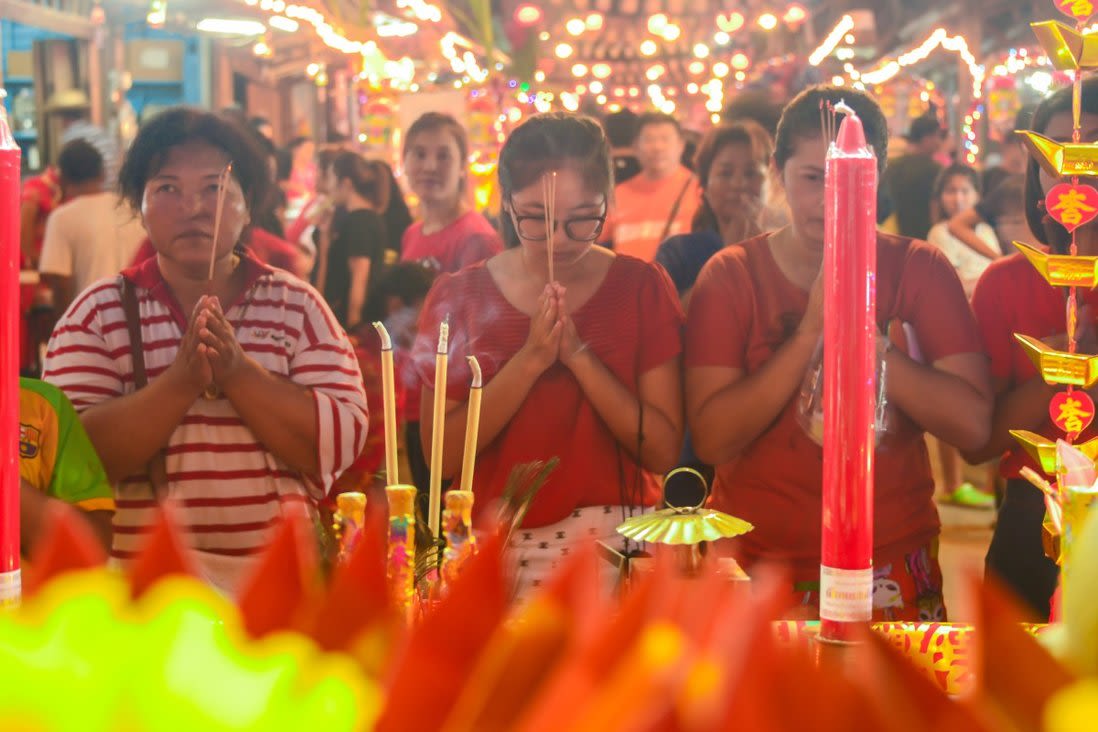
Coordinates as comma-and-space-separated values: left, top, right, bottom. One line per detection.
1017, 130, 1098, 178
1014, 241, 1098, 288
1011, 430, 1098, 474
1015, 333, 1098, 387
1032, 20, 1098, 71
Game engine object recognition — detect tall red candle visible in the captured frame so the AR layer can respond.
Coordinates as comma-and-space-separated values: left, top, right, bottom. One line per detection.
0, 99, 21, 608
819, 108, 877, 642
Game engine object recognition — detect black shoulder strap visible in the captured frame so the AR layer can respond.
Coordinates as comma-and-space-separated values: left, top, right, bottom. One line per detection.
119, 276, 169, 498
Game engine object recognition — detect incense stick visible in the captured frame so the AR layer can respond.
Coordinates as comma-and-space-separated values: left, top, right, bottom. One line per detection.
543, 171, 557, 283
208, 163, 234, 282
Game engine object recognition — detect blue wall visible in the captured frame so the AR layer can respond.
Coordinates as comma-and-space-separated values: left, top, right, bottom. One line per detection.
121, 22, 203, 118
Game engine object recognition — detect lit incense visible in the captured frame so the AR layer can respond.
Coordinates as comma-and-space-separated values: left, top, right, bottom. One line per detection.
460, 356, 483, 492
428, 320, 450, 537
0, 96, 21, 607
202, 163, 233, 401
819, 104, 877, 643
543, 171, 557, 283
373, 321, 399, 485
207, 163, 233, 281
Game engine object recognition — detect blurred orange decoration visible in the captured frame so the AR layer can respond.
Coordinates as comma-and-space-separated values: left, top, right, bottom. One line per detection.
10, 497, 1098, 731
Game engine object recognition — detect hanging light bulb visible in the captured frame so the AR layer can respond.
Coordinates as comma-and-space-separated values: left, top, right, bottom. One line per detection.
647, 13, 668, 35
514, 4, 542, 25
585, 12, 603, 30
571, 63, 588, 77
147, 0, 167, 27
758, 13, 778, 30
640, 39, 658, 56
555, 42, 574, 58
592, 63, 612, 79
566, 18, 586, 36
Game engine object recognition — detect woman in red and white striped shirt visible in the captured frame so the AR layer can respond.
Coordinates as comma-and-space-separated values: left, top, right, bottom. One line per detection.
43, 109, 368, 594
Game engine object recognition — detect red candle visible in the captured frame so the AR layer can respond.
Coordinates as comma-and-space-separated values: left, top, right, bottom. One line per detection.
0, 101, 21, 607
820, 109, 877, 642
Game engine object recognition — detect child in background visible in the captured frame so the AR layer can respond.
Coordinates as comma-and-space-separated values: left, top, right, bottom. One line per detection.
925, 164, 1000, 509
927, 164, 1001, 298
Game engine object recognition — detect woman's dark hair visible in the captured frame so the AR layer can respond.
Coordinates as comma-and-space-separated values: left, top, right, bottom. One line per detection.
774, 85, 889, 175
931, 163, 981, 224
274, 147, 293, 182
1024, 76, 1098, 251
118, 106, 271, 216
362, 262, 437, 324
498, 112, 612, 248
691, 121, 772, 233
316, 144, 342, 177
402, 112, 469, 164
376, 159, 413, 252
331, 152, 391, 211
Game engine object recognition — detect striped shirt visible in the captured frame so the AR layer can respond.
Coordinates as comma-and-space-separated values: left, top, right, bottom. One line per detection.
43, 254, 368, 593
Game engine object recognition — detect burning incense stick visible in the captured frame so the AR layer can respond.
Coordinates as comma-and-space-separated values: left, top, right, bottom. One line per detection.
373, 321, 399, 486
428, 319, 450, 537
460, 356, 483, 493
543, 171, 557, 283
207, 163, 234, 282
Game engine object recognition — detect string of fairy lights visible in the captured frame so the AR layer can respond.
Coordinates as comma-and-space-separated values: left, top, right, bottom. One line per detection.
226, 0, 1075, 167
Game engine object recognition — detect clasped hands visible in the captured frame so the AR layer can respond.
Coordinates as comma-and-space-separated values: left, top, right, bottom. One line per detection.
521, 282, 588, 373
168, 295, 252, 398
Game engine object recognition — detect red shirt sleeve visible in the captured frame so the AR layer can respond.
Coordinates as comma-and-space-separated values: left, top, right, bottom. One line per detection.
893, 242, 982, 363
685, 245, 757, 369
455, 230, 504, 270
971, 261, 1017, 382
637, 261, 685, 373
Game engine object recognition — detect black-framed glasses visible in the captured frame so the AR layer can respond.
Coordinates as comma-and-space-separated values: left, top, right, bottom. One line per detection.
509, 198, 608, 242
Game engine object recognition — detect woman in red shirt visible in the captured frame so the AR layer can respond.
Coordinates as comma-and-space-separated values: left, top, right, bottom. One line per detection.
400, 113, 502, 274
686, 86, 992, 621
414, 113, 684, 598
967, 78, 1098, 619
401, 113, 504, 494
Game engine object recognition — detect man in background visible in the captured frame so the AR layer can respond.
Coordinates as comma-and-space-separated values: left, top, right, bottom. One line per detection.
39, 139, 146, 313
602, 113, 700, 261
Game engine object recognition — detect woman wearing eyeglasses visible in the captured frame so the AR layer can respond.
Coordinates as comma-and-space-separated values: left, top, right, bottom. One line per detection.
413, 113, 684, 598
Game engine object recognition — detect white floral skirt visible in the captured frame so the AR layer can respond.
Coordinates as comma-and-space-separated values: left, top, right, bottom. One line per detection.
508, 504, 640, 603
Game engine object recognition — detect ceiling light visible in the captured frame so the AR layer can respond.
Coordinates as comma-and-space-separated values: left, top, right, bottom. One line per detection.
196, 18, 267, 35
268, 15, 298, 32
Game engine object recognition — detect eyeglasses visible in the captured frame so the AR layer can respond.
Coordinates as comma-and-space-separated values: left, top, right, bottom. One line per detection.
509, 198, 608, 242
